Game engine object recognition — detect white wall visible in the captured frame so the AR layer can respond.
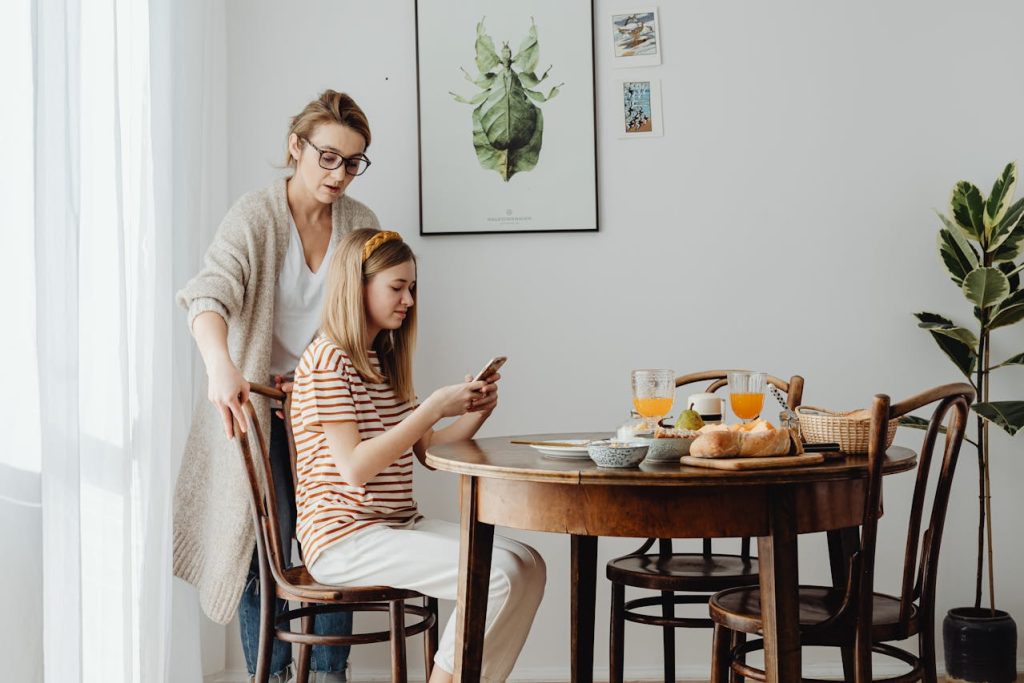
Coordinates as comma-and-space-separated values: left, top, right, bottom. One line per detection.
206, 0, 1024, 679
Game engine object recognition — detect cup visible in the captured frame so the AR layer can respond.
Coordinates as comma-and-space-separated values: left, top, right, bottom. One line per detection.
631, 369, 675, 432
728, 371, 767, 423
687, 392, 725, 424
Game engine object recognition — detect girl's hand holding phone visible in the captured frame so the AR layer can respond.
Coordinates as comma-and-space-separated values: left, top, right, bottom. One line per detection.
427, 381, 492, 418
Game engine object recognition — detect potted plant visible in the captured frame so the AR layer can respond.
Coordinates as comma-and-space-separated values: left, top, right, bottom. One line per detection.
912, 162, 1024, 682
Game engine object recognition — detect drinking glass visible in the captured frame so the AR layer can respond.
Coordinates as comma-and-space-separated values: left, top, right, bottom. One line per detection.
728, 371, 766, 423
631, 369, 675, 432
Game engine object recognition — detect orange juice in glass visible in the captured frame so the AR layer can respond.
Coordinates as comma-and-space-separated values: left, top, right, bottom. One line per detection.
631, 369, 675, 432
727, 371, 766, 423
633, 396, 674, 419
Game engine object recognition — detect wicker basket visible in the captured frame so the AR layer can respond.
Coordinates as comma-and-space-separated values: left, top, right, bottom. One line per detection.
796, 405, 898, 454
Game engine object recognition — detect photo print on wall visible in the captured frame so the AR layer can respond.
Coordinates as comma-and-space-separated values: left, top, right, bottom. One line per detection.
618, 79, 663, 138
611, 8, 661, 68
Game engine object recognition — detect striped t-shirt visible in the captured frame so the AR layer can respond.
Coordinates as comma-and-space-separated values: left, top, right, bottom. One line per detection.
291, 335, 421, 565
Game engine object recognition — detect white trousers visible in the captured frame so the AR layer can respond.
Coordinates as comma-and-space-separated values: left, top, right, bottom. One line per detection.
308, 518, 546, 683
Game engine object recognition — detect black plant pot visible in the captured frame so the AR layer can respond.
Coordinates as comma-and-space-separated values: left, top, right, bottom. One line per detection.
943, 607, 1017, 682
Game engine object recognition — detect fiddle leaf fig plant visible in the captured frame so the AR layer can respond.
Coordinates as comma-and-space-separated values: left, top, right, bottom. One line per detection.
910, 161, 1024, 613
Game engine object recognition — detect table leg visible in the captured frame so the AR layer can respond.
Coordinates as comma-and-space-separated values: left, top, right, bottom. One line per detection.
828, 527, 861, 679
570, 534, 598, 683
455, 475, 495, 683
758, 487, 801, 683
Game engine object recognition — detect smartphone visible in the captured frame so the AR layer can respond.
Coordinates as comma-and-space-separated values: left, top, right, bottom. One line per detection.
473, 356, 507, 382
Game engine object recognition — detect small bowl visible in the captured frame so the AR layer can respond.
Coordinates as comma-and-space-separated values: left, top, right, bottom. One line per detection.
586, 440, 649, 468
634, 435, 695, 463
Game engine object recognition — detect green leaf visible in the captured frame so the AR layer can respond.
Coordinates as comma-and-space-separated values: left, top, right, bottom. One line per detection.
962, 266, 1011, 309
930, 332, 977, 376
915, 312, 979, 346
524, 82, 561, 103
519, 65, 551, 89
933, 326, 979, 346
512, 18, 539, 74
990, 289, 1024, 330
993, 222, 1024, 263
474, 19, 500, 75
988, 197, 1024, 257
900, 415, 948, 433
992, 352, 1024, 369
999, 260, 1021, 293
915, 311, 956, 327
461, 67, 497, 89
478, 71, 538, 151
470, 104, 542, 182
985, 162, 1017, 233
972, 401, 1024, 436
915, 313, 978, 376
938, 227, 979, 286
951, 181, 987, 241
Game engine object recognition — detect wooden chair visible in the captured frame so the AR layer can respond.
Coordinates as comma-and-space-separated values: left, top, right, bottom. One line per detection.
234, 383, 439, 683
708, 382, 973, 683
606, 370, 805, 683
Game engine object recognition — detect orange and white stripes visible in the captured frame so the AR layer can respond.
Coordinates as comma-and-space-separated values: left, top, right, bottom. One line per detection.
291, 336, 421, 565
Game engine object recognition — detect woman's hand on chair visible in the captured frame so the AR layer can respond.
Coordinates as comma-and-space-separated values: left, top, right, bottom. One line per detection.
207, 359, 250, 438
273, 375, 295, 419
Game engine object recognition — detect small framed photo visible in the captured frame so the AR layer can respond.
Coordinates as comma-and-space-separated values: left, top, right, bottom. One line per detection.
618, 79, 663, 138
610, 8, 661, 68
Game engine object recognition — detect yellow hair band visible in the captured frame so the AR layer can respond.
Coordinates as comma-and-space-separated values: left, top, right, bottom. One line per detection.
362, 230, 403, 262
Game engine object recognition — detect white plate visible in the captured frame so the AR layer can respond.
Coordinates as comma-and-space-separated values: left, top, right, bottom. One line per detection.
529, 440, 593, 459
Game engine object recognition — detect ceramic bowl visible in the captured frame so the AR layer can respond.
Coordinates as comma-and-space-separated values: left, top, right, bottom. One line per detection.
634, 435, 696, 463
586, 440, 649, 468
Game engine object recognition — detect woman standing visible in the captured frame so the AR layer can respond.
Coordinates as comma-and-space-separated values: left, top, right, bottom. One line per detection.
175, 90, 379, 683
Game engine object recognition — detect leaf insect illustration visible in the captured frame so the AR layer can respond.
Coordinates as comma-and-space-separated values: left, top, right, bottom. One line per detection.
450, 18, 562, 182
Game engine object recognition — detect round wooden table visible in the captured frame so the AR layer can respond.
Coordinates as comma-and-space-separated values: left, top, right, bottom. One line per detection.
425, 433, 917, 683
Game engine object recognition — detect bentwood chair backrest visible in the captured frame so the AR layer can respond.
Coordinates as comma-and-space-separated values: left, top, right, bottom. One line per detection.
859, 383, 973, 640
233, 382, 293, 590
676, 369, 804, 410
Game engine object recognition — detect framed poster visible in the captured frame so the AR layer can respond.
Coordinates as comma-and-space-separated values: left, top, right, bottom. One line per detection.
416, 0, 599, 235
610, 8, 661, 68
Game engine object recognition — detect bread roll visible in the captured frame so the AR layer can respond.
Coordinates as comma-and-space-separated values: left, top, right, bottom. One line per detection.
689, 426, 792, 458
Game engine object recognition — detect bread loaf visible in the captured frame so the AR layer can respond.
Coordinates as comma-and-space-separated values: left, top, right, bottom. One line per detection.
689, 422, 792, 458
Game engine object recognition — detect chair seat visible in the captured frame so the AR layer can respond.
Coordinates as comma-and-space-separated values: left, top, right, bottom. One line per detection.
276, 565, 426, 604
607, 553, 759, 592
709, 585, 918, 643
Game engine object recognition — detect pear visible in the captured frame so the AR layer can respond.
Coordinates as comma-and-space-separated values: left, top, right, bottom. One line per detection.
675, 409, 704, 431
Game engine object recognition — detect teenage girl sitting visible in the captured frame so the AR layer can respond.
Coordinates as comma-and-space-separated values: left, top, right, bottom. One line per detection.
291, 228, 546, 683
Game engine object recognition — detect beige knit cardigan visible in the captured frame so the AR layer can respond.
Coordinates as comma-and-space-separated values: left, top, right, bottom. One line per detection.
174, 177, 380, 624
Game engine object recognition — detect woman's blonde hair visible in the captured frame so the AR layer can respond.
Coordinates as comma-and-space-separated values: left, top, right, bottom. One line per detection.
285, 90, 371, 167
321, 229, 417, 402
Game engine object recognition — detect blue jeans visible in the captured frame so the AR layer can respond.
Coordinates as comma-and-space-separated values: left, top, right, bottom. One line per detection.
238, 413, 352, 676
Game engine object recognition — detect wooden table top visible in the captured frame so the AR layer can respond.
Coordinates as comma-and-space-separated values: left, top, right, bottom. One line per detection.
425, 432, 917, 487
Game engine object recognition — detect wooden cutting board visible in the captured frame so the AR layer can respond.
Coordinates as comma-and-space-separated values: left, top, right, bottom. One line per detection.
679, 453, 826, 470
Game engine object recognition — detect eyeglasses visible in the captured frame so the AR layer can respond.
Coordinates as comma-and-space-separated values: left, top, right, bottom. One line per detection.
301, 137, 371, 176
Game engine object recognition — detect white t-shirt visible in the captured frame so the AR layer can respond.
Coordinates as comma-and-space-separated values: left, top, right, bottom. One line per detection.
269, 215, 334, 377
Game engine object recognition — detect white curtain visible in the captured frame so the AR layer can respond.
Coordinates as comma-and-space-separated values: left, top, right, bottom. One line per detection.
28, 0, 180, 679
3, 0, 226, 678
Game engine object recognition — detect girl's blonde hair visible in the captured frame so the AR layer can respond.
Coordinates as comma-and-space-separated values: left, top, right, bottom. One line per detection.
321, 229, 417, 402
286, 90, 371, 167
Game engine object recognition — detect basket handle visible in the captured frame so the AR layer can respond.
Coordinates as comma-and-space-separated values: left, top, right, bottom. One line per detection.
796, 404, 841, 416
